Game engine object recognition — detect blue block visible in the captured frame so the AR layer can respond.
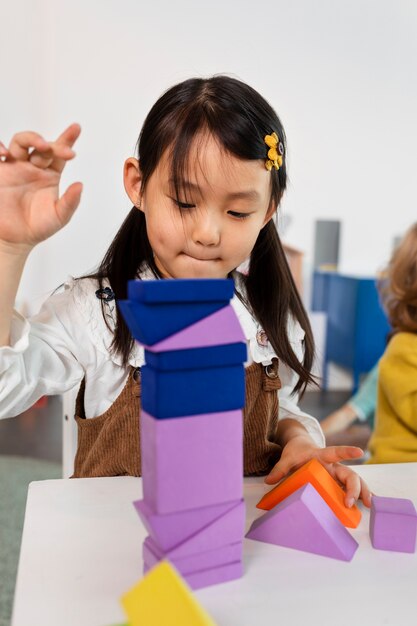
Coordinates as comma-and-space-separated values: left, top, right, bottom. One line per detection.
118, 299, 227, 346
141, 364, 245, 418
127, 278, 234, 303
144, 342, 247, 371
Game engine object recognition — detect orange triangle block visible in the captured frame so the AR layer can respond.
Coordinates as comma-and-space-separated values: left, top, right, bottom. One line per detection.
256, 458, 361, 528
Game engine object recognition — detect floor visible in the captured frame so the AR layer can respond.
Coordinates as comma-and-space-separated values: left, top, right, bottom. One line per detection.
0, 397, 62, 626
0, 395, 63, 463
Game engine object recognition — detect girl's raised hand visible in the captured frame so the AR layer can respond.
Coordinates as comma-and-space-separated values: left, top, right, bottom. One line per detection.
0, 124, 82, 254
264, 435, 372, 508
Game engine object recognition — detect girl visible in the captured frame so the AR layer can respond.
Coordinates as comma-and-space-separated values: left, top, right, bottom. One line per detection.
367, 223, 417, 463
0, 76, 370, 506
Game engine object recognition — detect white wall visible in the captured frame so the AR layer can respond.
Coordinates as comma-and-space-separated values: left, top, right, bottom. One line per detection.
1, 0, 416, 313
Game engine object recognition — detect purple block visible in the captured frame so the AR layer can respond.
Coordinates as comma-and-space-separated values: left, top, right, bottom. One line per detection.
370, 495, 417, 553
246, 483, 358, 562
119, 299, 227, 346
146, 305, 246, 352
133, 498, 242, 552
144, 559, 244, 590
142, 410, 243, 514
145, 499, 245, 558
143, 536, 243, 575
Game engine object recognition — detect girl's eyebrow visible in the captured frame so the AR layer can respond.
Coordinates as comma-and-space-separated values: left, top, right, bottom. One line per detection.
168, 178, 260, 201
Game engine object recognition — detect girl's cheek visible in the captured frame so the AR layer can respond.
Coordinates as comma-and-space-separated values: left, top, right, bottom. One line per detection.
154, 226, 179, 249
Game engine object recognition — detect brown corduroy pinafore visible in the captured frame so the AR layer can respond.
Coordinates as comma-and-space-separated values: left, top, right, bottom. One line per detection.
72, 360, 282, 478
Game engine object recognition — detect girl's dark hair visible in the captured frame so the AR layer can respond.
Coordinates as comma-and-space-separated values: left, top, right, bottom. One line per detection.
88, 75, 315, 394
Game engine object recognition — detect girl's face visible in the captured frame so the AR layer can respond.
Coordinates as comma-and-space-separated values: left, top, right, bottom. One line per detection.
124, 133, 276, 279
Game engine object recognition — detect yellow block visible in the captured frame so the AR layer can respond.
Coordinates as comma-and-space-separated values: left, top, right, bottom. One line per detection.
121, 560, 217, 626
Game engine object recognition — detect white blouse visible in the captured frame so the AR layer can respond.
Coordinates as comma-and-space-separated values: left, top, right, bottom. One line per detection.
0, 270, 324, 447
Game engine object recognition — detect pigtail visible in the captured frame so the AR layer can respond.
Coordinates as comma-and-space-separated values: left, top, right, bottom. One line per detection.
244, 221, 316, 396
85, 207, 159, 365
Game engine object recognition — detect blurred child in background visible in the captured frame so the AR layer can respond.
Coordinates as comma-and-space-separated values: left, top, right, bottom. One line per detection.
367, 223, 417, 463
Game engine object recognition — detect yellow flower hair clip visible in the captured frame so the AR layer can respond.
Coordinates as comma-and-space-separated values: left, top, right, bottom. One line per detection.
264, 132, 284, 171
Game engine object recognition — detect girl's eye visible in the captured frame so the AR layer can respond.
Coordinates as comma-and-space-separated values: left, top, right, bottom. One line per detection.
228, 211, 250, 220
170, 197, 196, 210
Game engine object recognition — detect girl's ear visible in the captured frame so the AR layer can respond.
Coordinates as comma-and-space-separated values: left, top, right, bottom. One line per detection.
123, 158, 144, 211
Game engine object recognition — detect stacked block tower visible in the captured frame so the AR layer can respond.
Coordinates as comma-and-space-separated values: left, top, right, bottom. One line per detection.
119, 278, 246, 589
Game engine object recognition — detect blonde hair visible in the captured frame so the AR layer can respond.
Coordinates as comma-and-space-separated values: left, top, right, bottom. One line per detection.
380, 223, 417, 333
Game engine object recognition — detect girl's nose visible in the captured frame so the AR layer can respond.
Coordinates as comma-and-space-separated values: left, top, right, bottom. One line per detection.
192, 212, 221, 247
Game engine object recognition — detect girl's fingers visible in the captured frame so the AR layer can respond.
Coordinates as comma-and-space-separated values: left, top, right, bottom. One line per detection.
265, 444, 364, 486
358, 477, 372, 508
0, 141, 8, 162
264, 463, 287, 485
4, 125, 80, 172
7, 132, 50, 161
49, 123, 81, 173
29, 144, 76, 169
55, 123, 81, 148
330, 463, 372, 508
315, 445, 364, 465
331, 464, 361, 507
264, 450, 306, 484
56, 181, 83, 226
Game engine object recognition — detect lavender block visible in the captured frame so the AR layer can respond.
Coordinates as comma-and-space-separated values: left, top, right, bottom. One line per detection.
370, 495, 417, 553
144, 499, 245, 558
146, 305, 245, 352
141, 363, 245, 418
120, 278, 234, 346
142, 410, 243, 514
118, 299, 228, 346
144, 559, 244, 591
143, 536, 243, 576
246, 483, 358, 562
133, 499, 242, 552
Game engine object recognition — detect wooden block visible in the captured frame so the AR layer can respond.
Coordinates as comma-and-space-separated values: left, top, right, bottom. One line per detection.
141, 364, 245, 418
118, 299, 226, 346
133, 498, 241, 552
145, 342, 247, 372
248, 483, 358, 561
142, 411, 243, 513
256, 458, 361, 528
143, 536, 243, 576
370, 495, 417, 553
143, 559, 244, 591
146, 305, 245, 352
127, 278, 234, 303
120, 278, 235, 345
142, 500, 245, 558
121, 560, 217, 625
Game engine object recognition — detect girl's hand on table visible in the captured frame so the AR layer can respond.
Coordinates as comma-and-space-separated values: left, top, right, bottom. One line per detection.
264, 434, 372, 508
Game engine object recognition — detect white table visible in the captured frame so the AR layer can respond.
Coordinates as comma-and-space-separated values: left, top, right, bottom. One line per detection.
12, 464, 417, 626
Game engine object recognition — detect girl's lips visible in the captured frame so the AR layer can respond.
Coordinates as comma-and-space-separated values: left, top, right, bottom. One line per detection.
183, 253, 221, 261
